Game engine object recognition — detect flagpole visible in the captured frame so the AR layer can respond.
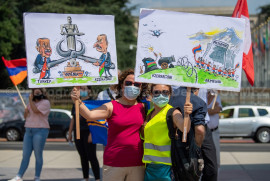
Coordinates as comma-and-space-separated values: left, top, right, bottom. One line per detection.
14, 85, 27, 108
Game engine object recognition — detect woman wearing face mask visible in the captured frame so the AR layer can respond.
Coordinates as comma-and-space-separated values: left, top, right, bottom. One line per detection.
71, 69, 148, 181
142, 84, 193, 181
68, 86, 100, 181
9, 88, 50, 181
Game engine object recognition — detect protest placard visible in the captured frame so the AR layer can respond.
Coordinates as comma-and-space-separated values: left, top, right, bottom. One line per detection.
135, 9, 246, 92
24, 13, 118, 88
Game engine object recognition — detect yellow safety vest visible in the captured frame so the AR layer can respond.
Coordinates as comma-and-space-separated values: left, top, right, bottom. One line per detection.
143, 104, 173, 166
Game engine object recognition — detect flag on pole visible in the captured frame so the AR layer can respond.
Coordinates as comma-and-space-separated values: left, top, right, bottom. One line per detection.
268, 20, 270, 42
232, 0, 254, 86
192, 45, 202, 54
83, 100, 110, 146
235, 63, 240, 69
260, 28, 266, 54
265, 22, 269, 50
2, 57, 27, 86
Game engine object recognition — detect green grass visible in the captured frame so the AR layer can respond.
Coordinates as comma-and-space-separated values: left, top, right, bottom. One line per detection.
31, 76, 117, 86
139, 66, 197, 83
196, 68, 238, 88
139, 66, 239, 88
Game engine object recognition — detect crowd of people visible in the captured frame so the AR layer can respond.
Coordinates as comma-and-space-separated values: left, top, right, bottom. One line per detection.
195, 57, 238, 80
8, 68, 222, 181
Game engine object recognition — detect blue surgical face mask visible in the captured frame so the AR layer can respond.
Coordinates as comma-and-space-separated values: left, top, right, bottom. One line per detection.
80, 90, 88, 97
152, 94, 169, 108
124, 86, 141, 100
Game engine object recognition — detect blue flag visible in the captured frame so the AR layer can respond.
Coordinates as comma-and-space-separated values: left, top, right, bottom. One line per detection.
83, 100, 110, 146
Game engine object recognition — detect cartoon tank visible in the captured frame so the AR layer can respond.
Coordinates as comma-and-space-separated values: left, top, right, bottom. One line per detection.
158, 56, 175, 69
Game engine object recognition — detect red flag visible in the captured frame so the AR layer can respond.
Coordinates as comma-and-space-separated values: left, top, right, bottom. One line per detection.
2, 57, 27, 86
232, 0, 254, 86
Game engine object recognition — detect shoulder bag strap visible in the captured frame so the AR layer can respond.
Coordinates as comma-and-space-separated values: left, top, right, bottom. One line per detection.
106, 88, 115, 100
166, 107, 178, 139
143, 102, 149, 119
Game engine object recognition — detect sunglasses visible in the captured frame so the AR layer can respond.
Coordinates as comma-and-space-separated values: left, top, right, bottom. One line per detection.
124, 81, 142, 88
152, 90, 170, 97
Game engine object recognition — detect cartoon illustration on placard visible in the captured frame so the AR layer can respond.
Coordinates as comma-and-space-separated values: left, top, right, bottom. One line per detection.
189, 28, 242, 83
135, 9, 245, 91
91, 34, 115, 78
24, 13, 118, 88
33, 38, 53, 79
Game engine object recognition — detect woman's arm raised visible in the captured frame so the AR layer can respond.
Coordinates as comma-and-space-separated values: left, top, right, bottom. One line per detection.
71, 87, 113, 120
79, 102, 113, 120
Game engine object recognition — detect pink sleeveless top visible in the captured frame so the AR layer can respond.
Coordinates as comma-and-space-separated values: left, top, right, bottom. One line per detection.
104, 100, 145, 167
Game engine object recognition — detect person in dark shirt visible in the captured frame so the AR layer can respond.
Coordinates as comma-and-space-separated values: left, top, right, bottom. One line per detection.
68, 86, 100, 181
169, 86, 217, 181
169, 87, 206, 147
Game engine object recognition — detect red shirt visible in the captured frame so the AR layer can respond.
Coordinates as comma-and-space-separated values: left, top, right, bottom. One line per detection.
104, 100, 144, 167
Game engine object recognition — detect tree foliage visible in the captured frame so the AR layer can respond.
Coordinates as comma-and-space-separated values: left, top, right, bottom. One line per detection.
0, 1, 22, 89
258, 4, 270, 23
0, 0, 137, 89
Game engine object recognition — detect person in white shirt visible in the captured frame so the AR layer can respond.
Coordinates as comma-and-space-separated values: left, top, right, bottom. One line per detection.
198, 88, 218, 181
207, 90, 222, 173
96, 86, 117, 101
96, 69, 121, 101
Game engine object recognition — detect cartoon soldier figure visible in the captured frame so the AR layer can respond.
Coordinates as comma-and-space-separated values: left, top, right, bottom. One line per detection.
195, 56, 201, 68
33, 38, 52, 79
212, 64, 217, 75
227, 68, 232, 79
231, 68, 236, 80
217, 67, 223, 76
205, 61, 211, 72
200, 58, 206, 69
223, 68, 227, 77
93, 34, 114, 77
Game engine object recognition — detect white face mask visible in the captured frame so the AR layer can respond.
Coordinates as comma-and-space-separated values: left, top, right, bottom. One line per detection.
152, 94, 169, 108
124, 86, 141, 100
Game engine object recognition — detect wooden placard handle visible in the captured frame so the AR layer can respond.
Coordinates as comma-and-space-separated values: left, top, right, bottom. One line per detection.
75, 87, 80, 139
182, 87, 191, 142
211, 92, 218, 110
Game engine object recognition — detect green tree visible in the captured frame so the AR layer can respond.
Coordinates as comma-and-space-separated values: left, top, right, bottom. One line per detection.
0, 1, 26, 88
258, 4, 270, 23
0, 0, 137, 89
30, 0, 137, 69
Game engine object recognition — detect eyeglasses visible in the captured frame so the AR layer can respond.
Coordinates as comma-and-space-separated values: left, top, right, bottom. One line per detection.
124, 81, 142, 88
152, 90, 170, 97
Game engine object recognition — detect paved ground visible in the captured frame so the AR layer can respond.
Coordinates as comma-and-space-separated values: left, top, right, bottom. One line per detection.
0, 142, 270, 181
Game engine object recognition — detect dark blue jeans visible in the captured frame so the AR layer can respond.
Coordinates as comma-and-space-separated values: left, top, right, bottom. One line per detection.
17, 128, 49, 178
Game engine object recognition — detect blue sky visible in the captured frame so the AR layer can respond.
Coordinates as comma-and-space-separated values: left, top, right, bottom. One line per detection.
129, 0, 270, 16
